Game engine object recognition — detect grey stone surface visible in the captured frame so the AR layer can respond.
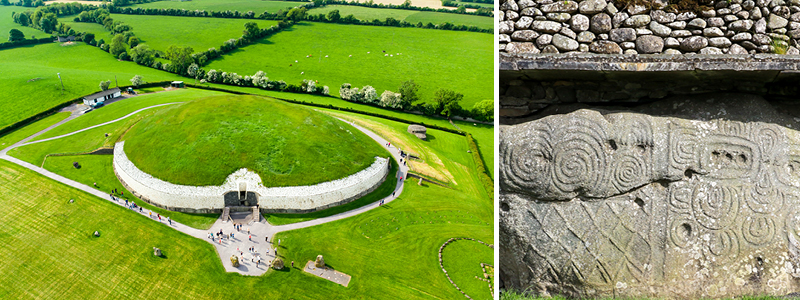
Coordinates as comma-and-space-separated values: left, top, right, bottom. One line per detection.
572, 14, 590, 31
625, 15, 651, 27
500, 95, 800, 298
553, 34, 580, 51
579, 0, 607, 14
511, 30, 539, 41
591, 13, 613, 33
532, 20, 563, 33
610, 28, 637, 42
650, 21, 672, 37
315, 255, 325, 268
589, 40, 623, 53
636, 35, 665, 53
577, 31, 596, 42
407, 124, 427, 140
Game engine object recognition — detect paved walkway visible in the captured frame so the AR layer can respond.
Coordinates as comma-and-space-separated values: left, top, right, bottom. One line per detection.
0, 97, 409, 276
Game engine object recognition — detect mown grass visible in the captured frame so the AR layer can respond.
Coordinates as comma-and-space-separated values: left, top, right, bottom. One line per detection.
34, 88, 225, 140
203, 84, 495, 177
0, 6, 44, 41
71, 14, 280, 53
0, 112, 70, 150
264, 158, 399, 225
499, 291, 788, 300
0, 43, 181, 131
307, 5, 493, 29
442, 239, 494, 300
0, 88, 492, 298
206, 21, 492, 108
123, 94, 387, 186
42, 154, 220, 229
130, 0, 308, 13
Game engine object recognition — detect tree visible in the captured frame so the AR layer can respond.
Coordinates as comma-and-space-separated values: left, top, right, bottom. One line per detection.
109, 34, 127, 57
99, 80, 111, 91
472, 99, 493, 120
8, 29, 24, 42
455, 5, 466, 13
165, 45, 194, 75
129, 75, 144, 87
187, 63, 200, 84
243, 22, 259, 39
398, 80, 419, 109
83, 32, 95, 43
362, 85, 378, 103
326, 9, 340, 22
379, 90, 402, 109
127, 36, 139, 48
39, 12, 57, 33
285, 7, 307, 21
433, 88, 463, 117
15, 13, 29, 26
113, 23, 131, 33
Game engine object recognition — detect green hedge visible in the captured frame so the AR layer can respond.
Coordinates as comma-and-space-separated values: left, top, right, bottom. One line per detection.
465, 132, 492, 200
0, 37, 55, 50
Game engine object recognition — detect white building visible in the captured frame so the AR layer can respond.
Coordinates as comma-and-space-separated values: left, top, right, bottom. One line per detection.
83, 87, 121, 107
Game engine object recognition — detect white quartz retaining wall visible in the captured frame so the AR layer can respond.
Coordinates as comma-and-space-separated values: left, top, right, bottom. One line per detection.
113, 141, 390, 213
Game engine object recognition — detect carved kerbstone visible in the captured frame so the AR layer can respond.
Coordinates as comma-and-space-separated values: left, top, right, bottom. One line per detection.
315, 255, 325, 268
500, 107, 800, 298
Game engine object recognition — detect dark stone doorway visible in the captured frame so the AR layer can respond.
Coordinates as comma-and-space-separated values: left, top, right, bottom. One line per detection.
224, 191, 258, 206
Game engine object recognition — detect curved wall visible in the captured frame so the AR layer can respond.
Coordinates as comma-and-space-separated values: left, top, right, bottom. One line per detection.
113, 141, 390, 214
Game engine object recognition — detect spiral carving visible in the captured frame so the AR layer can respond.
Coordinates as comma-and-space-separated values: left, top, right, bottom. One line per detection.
753, 124, 784, 162
692, 183, 739, 230
611, 150, 648, 193
704, 229, 739, 261
746, 169, 784, 214
501, 123, 553, 195
550, 118, 608, 196
741, 215, 776, 246
668, 182, 693, 212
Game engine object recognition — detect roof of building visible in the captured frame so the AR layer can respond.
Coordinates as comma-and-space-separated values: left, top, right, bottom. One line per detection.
84, 87, 120, 100
171, 81, 184, 84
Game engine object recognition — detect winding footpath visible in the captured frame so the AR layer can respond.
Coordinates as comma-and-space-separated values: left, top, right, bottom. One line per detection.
0, 99, 409, 276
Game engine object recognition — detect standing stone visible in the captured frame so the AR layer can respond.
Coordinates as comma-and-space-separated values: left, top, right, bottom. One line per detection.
579, 0, 607, 14
610, 28, 637, 42
635, 35, 664, 53
589, 40, 623, 53
154, 247, 162, 257
572, 14, 590, 31
273, 258, 284, 270
680, 36, 708, 51
552, 34, 580, 51
315, 255, 325, 268
590, 13, 613, 33
93, 231, 100, 237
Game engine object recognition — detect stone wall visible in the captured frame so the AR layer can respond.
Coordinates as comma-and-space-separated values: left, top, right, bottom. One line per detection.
113, 141, 390, 214
499, 0, 800, 55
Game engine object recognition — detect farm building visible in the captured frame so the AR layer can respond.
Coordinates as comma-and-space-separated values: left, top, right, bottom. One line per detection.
170, 81, 185, 88
83, 87, 120, 108
56, 36, 75, 42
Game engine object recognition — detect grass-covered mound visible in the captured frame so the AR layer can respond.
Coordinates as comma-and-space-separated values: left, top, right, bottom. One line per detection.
123, 94, 386, 186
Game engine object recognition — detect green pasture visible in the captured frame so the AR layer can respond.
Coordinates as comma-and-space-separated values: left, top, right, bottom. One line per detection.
0, 112, 70, 149
442, 239, 494, 300
130, 0, 308, 13
60, 14, 279, 53
0, 43, 181, 131
0, 6, 44, 41
206, 21, 492, 108
308, 5, 493, 29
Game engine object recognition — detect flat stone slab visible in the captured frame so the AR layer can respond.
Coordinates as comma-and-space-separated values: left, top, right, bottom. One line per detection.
304, 261, 351, 287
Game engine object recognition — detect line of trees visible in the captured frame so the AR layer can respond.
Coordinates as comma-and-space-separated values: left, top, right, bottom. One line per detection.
313, 0, 493, 17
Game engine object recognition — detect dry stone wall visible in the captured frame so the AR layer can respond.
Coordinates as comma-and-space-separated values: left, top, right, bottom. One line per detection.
499, 0, 800, 55
113, 141, 389, 213
499, 95, 800, 298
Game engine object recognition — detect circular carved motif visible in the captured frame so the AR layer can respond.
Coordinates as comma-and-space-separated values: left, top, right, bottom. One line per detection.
692, 183, 739, 230
551, 121, 607, 196
704, 229, 739, 261
611, 150, 648, 193
742, 215, 776, 246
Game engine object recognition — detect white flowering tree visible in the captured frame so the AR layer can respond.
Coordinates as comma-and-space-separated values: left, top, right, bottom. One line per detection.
306, 80, 316, 93
361, 85, 378, 103
251, 71, 268, 88
129, 75, 144, 87
379, 90, 402, 109
205, 69, 219, 82
322, 86, 329, 95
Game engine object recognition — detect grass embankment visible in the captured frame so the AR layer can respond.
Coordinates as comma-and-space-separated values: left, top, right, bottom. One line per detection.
63, 14, 279, 53
130, 0, 307, 13
0, 112, 70, 149
0, 87, 492, 298
206, 21, 492, 108
123, 94, 387, 186
0, 43, 181, 131
307, 5, 493, 29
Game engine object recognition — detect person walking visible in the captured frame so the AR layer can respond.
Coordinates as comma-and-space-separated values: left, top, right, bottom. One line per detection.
149, 212, 152, 218
157, 214, 161, 222
167, 217, 171, 225
249, 235, 252, 241
291, 261, 294, 268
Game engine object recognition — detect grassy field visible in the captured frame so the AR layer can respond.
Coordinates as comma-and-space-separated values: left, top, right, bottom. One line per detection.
34, 88, 226, 140
0, 6, 46, 41
308, 5, 493, 29
130, 0, 308, 13
124, 94, 387, 186
58, 14, 279, 53
0, 112, 70, 149
0, 86, 492, 298
210, 86, 495, 178
0, 43, 181, 131
206, 21, 492, 108
442, 239, 494, 300
451, 0, 494, 7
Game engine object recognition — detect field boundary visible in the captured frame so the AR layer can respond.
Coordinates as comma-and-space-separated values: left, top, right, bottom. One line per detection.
40, 147, 114, 167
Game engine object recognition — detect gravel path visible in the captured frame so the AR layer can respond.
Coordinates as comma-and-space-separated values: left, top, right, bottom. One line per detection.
0, 97, 409, 276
